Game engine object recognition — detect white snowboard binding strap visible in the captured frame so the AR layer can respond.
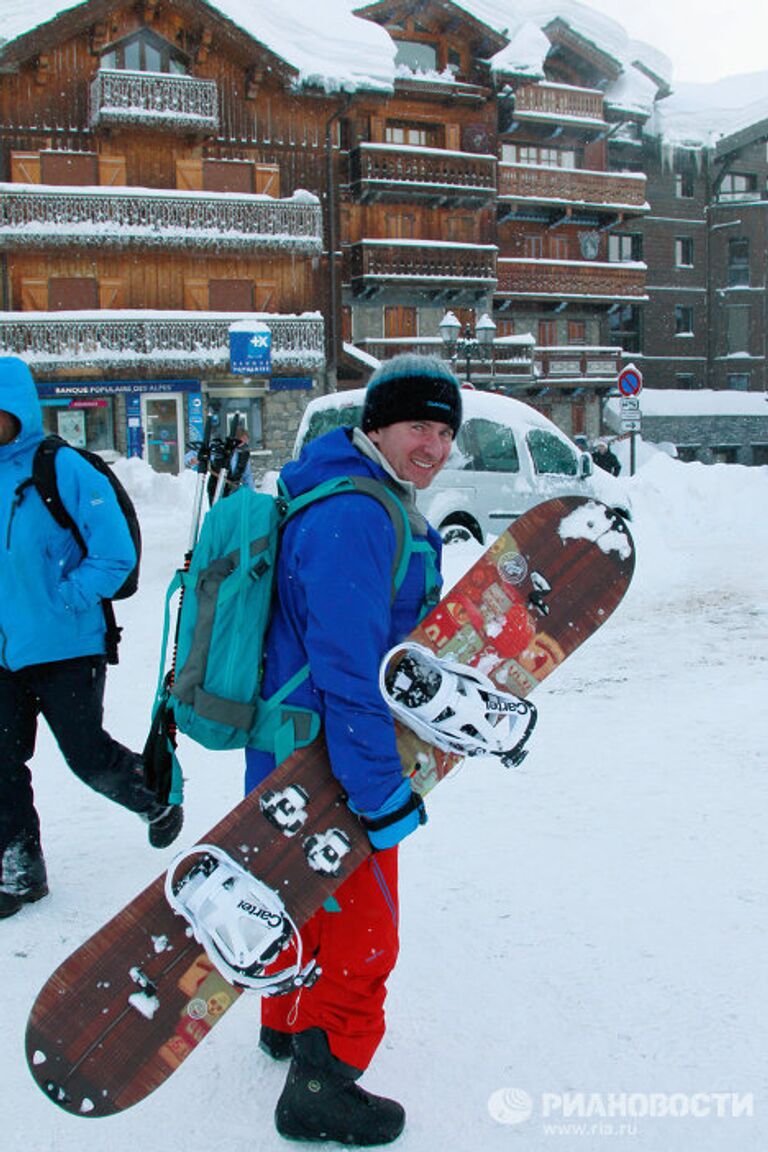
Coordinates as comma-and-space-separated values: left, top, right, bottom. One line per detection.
380, 643, 537, 767
165, 844, 317, 996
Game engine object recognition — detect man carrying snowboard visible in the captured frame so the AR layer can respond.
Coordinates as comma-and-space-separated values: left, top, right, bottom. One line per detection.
245, 354, 462, 1145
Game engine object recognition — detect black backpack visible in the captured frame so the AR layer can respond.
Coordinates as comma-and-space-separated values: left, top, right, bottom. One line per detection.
19, 435, 142, 663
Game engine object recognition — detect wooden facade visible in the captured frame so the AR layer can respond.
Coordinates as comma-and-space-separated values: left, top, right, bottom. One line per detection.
2, 0, 762, 469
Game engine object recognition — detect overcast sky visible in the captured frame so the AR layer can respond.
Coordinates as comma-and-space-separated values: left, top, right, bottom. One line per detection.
584, 0, 768, 83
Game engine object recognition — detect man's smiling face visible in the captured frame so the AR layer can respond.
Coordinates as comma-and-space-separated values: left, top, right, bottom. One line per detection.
368, 419, 454, 489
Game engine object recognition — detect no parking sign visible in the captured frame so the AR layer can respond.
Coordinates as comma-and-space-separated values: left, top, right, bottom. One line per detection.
617, 364, 643, 397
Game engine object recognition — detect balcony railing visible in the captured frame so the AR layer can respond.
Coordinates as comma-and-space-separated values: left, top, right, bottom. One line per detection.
512, 82, 605, 126
535, 346, 623, 382
0, 184, 322, 254
90, 69, 219, 134
497, 258, 646, 301
347, 240, 497, 296
498, 163, 647, 212
0, 312, 325, 374
349, 144, 496, 204
353, 335, 534, 380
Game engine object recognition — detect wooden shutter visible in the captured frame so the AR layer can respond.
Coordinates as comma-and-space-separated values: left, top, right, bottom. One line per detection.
254, 282, 275, 310
445, 123, 461, 151
176, 159, 204, 191
254, 163, 280, 197
11, 152, 41, 184
19, 278, 48, 310
208, 280, 254, 311
184, 278, 210, 309
98, 155, 127, 186
100, 278, 126, 309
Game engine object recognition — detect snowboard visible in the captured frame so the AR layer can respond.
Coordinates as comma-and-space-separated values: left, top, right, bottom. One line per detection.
26, 496, 634, 1118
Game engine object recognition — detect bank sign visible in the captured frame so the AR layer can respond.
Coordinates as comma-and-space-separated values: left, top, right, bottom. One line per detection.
229, 322, 272, 375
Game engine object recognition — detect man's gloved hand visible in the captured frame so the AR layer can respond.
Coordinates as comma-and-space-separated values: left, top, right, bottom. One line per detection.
350, 778, 427, 851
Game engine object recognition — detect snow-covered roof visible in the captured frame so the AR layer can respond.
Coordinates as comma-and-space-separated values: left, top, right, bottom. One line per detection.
0, 0, 765, 142
650, 71, 768, 148
607, 389, 768, 420
0, 0, 395, 94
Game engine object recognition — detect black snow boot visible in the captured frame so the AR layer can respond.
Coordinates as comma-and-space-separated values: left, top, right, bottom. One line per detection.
0, 834, 49, 919
275, 1027, 405, 1146
144, 802, 184, 849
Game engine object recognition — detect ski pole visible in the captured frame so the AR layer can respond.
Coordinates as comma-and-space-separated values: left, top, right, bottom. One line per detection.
211, 411, 242, 505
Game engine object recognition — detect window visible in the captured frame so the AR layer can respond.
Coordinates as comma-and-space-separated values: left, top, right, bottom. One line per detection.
384, 121, 434, 147
718, 173, 758, 202
501, 143, 576, 168
725, 306, 750, 354
712, 446, 739, 464
523, 235, 542, 259
203, 160, 254, 194
454, 419, 520, 473
727, 373, 750, 391
48, 277, 99, 311
675, 171, 694, 198
538, 320, 557, 346
384, 305, 417, 338
549, 236, 568, 260
393, 39, 437, 73
608, 233, 642, 262
675, 237, 694, 267
675, 305, 694, 336
675, 373, 695, 389
608, 304, 642, 354
40, 151, 98, 185
728, 238, 750, 287
208, 280, 254, 311
526, 429, 578, 476
101, 28, 189, 74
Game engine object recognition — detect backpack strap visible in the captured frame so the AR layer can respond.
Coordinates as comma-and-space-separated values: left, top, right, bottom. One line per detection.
17, 435, 123, 664
253, 475, 416, 763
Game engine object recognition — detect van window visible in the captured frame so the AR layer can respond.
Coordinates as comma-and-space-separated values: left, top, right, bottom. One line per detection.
303, 405, 362, 446
526, 428, 578, 475
454, 418, 520, 473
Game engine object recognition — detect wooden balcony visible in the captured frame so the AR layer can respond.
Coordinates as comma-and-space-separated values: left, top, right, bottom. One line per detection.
497, 258, 646, 302
511, 82, 605, 129
0, 312, 325, 374
498, 163, 648, 215
349, 144, 496, 205
0, 184, 322, 254
347, 240, 497, 300
90, 69, 219, 134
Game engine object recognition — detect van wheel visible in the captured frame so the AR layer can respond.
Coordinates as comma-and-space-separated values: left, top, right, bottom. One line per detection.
440, 518, 482, 546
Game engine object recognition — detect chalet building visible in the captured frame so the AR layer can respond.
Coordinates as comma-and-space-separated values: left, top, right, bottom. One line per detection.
0, 0, 336, 473
336, 1, 648, 443
1, 0, 763, 473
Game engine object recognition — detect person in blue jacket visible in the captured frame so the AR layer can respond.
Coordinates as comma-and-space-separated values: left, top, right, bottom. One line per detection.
0, 357, 182, 920
245, 354, 462, 1146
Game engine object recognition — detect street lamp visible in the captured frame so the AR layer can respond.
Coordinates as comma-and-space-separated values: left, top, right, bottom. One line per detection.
439, 310, 497, 384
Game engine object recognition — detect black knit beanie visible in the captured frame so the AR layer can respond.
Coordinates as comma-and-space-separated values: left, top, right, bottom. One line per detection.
361, 354, 462, 436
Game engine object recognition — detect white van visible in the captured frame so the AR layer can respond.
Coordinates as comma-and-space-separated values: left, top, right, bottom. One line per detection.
294, 388, 630, 544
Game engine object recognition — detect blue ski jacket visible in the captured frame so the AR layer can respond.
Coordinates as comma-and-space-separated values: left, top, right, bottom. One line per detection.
0, 357, 136, 671
245, 427, 442, 814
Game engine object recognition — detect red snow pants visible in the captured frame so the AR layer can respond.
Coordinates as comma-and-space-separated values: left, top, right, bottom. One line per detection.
262, 846, 399, 1071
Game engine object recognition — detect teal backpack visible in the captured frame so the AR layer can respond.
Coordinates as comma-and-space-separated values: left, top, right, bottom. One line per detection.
151, 476, 417, 800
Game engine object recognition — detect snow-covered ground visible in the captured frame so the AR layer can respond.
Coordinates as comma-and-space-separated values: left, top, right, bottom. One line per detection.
4, 447, 768, 1150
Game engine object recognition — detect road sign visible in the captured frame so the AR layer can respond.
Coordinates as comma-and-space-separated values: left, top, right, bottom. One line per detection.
620, 417, 642, 433
617, 364, 643, 397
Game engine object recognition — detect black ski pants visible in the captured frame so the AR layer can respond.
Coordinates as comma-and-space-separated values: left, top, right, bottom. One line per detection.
0, 655, 152, 856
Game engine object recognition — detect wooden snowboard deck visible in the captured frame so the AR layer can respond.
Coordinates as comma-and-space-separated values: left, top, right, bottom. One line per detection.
26, 496, 634, 1117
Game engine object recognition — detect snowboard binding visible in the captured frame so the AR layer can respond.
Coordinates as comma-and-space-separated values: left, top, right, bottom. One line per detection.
165, 844, 318, 995
380, 643, 537, 767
